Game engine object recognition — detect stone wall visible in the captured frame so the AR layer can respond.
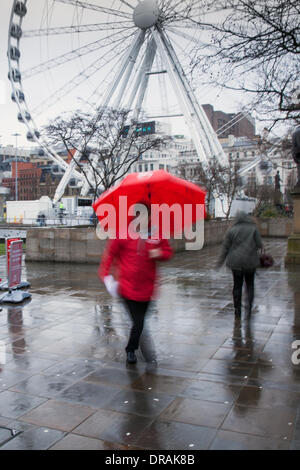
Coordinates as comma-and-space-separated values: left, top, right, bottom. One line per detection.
256, 217, 293, 238
26, 227, 107, 264
25, 220, 232, 264
25, 218, 291, 264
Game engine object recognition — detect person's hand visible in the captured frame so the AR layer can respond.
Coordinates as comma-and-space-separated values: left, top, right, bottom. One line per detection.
148, 248, 162, 259
103, 275, 119, 298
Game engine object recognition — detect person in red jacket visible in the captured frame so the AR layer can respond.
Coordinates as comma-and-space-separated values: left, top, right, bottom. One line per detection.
99, 203, 173, 364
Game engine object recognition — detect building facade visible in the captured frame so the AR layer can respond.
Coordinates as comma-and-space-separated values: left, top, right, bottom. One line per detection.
202, 104, 256, 139
0, 145, 32, 162
179, 134, 296, 205
127, 135, 193, 174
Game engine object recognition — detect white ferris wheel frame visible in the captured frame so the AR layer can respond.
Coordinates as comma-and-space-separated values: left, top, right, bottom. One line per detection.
8, 0, 259, 205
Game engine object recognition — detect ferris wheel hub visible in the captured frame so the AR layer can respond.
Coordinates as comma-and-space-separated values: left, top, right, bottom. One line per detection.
133, 0, 160, 30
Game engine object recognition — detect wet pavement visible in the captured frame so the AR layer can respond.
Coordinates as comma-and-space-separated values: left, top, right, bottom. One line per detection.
0, 238, 299, 450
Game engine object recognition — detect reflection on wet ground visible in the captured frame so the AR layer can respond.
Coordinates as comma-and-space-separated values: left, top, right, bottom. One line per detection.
0, 238, 299, 449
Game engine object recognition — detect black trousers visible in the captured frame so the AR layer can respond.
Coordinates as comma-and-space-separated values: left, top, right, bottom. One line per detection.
232, 269, 255, 312
123, 298, 150, 352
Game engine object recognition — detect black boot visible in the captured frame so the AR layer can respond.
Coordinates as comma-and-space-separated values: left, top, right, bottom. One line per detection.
126, 351, 137, 364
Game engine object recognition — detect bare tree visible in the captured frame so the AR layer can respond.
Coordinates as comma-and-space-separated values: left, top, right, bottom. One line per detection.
177, 157, 220, 216
214, 158, 243, 219
187, 0, 300, 132
178, 156, 241, 219
44, 107, 166, 200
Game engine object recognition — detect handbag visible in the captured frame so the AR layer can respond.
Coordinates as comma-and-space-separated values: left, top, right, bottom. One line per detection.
260, 248, 274, 268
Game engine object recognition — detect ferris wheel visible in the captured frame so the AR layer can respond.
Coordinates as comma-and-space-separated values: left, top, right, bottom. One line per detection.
8, 0, 229, 203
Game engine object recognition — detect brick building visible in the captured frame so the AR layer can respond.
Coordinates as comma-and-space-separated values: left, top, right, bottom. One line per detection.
2, 156, 80, 201
2, 162, 42, 200
202, 104, 256, 138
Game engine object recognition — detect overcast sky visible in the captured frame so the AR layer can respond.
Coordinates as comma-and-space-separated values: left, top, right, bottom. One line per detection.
1, 0, 252, 149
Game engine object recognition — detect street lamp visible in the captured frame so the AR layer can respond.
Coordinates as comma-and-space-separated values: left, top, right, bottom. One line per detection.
11, 133, 21, 200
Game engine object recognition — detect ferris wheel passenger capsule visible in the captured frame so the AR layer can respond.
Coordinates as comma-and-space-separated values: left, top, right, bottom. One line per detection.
11, 90, 25, 102
14, 1, 27, 17
18, 111, 31, 122
27, 131, 40, 141
8, 68, 21, 82
10, 24, 22, 39
8, 46, 20, 61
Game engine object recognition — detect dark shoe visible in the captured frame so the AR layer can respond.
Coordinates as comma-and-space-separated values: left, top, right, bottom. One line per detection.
126, 351, 137, 364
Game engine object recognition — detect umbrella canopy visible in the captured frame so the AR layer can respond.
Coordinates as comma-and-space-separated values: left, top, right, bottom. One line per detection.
93, 170, 206, 238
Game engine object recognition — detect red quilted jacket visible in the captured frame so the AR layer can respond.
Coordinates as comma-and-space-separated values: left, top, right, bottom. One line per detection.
99, 236, 173, 301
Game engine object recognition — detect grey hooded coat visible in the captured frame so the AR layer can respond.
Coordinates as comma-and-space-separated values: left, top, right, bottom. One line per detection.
217, 211, 263, 271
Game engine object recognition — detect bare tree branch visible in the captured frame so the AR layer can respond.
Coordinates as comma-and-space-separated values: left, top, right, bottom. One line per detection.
44, 107, 166, 200
186, 0, 300, 131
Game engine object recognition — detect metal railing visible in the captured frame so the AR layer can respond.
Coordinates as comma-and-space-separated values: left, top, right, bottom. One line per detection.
0, 215, 94, 227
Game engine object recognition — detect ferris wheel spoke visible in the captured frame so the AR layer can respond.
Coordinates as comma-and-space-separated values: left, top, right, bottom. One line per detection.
160, 0, 173, 15
162, 31, 194, 72
32, 32, 136, 115
119, 0, 134, 10
165, 26, 204, 46
22, 28, 133, 79
170, 21, 208, 30
55, 0, 132, 20
86, 32, 149, 105
22, 21, 133, 37
172, 2, 227, 21
161, 0, 198, 18
161, 0, 182, 13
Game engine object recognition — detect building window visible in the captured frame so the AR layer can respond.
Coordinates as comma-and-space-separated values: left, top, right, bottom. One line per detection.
150, 163, 153, 170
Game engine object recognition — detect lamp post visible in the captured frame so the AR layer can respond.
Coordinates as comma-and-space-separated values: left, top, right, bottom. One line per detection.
11, 133, 21, 200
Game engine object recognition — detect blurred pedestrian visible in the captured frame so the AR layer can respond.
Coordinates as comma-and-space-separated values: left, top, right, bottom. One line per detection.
216, 211, 263, 318
59, 202, 64, 223
99, 202, 173, 364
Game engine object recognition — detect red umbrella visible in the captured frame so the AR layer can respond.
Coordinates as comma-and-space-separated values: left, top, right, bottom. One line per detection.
93, 170, 206, 238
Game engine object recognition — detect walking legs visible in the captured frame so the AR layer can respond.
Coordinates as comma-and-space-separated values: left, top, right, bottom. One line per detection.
232, 270, 243, 317
232, 269, 255, 317
124, 299, 150, 353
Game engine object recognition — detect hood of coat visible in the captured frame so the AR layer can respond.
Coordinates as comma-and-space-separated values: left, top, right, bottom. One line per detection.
233, 210, 255, 225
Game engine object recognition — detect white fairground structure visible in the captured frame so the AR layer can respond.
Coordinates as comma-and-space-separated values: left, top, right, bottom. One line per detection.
8, 0, 269, 211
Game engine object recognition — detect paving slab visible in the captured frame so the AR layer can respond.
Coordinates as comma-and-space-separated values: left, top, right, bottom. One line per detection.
0, 238, 299, 449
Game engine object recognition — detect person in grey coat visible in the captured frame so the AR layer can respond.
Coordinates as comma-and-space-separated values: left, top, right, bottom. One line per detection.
216, 211, 263, 317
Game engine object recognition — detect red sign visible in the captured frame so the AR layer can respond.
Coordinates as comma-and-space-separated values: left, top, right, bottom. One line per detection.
6, 238, 21, 277
8, 240, 23, 288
